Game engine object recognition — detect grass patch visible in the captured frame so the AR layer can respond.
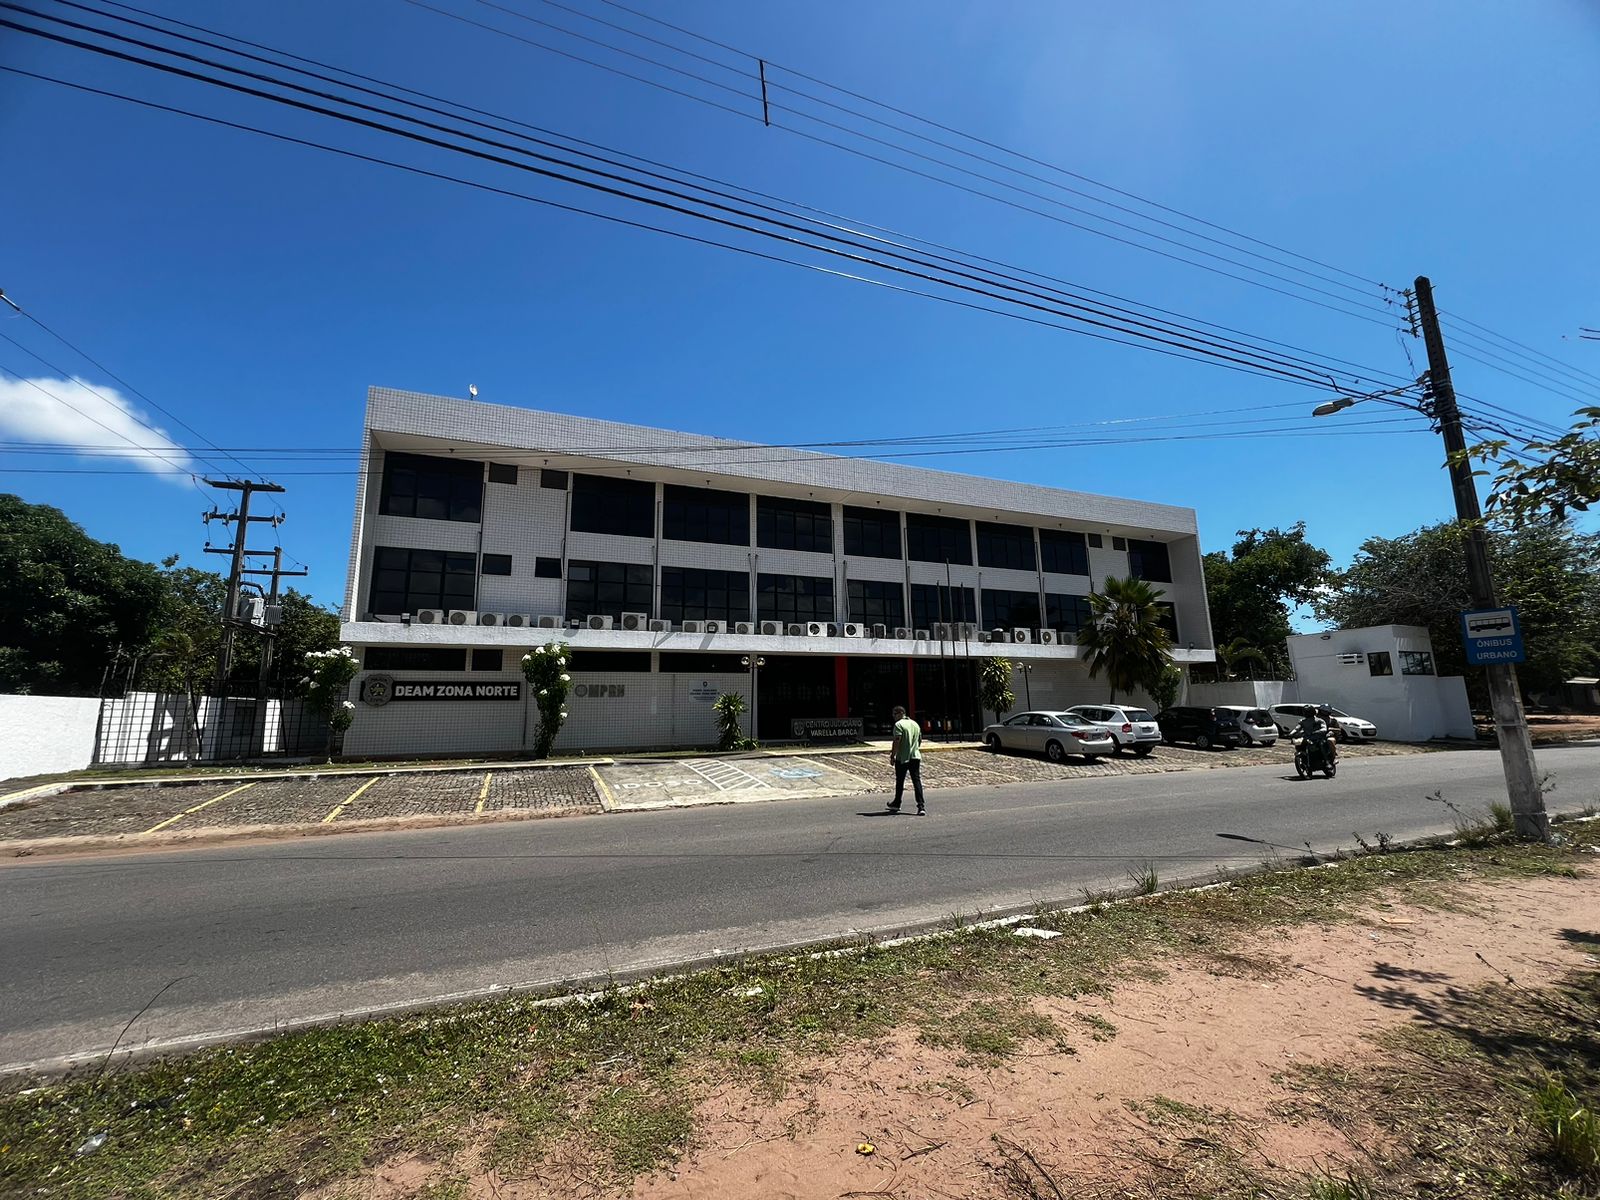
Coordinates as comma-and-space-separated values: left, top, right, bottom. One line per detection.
1070, 1012, 1118, 1041
1127, 860, 1159, 896
1, 839, 1589, 1198
1532, 1076, 1600, 1178
1302, 1170, 1378, 1200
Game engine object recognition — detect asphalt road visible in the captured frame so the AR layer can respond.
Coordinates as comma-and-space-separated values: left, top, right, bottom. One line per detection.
5, 744, 1598, 1071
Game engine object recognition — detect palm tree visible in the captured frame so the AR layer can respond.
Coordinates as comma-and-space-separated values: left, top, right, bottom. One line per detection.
1216, 637, 1270, 681
1077, 576, 1175, 702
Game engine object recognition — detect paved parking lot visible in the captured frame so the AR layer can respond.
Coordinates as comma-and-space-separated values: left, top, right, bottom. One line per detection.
0, 767, 602, 845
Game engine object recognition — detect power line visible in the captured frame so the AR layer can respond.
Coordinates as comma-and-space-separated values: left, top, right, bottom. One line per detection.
587, 0, 1393, 293
389, 0, 1403, 327
0, 23, 1400, 396
1440, 311, 1600, 389
60, 0, 1417, 394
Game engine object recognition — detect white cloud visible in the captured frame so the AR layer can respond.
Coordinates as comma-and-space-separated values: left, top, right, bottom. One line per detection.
0, 375, 194, 479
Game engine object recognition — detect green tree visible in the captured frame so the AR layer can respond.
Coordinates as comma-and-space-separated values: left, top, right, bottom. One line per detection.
520, 642, 572, 758
713, 692, 751, 750
978, 657, 1015, 716
1149, 662, 1183, 711
1470, 406, 1600, 525
1215, 637, 1270, 681
1314, 520, 1600, 699
1201, 523, 1331, 678
301, 646, 360, 760
1077, 577, 1175, 702
0, 494, 166, 694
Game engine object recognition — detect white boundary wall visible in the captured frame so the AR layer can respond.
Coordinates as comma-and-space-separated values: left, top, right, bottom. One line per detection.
0, 694, 102, 783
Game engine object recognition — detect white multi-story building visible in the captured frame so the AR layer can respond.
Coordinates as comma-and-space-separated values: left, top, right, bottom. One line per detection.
340, 387, 1217, 756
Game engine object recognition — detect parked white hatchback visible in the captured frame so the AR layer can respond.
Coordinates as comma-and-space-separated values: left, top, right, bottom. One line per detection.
1065, 704, 1162, 756
1269, 702, 1379, 741
1216, 705, 1279, 746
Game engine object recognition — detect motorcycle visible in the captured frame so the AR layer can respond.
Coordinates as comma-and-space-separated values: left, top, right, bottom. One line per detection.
1291, 732, 1337, 779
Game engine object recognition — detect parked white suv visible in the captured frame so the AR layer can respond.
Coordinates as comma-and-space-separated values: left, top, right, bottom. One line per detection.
1066, 704, 1161, 756
1217, 705, 1278, 746
1269, 703, 1378, 741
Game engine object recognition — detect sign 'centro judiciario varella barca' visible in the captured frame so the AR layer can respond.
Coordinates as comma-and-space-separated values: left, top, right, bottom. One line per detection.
361, 674, 522, 706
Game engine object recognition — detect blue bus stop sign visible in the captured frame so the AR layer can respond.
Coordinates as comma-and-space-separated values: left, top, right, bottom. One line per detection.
1461, 606, 1526, 666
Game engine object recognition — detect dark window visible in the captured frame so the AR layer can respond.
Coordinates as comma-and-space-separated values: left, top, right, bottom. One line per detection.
905, 513, 972, 564
540, 469, 569, 490
368, 546, 476, 615
1039, 530, 1090, 576
1155, 602, 1178, 639
481, 553, 512, 576
662, 484, 749, 546
487, 462, 518, 485
660, 567, 749, 626
757, 573, 834, 624
566, 560, 653, 622
363, 646, 467, 671
976, 521, 1036, 571
1400, 650, 1435, 676
569, 650, 652, 673
1128, 538, 1172, 583
471, 648, 503, 672
379, 451, 483, 523
1368, 651, 1394, 677
843, 506, 901, 560
1112, 536, 1127, 551
571, 474, 654, 538
757, 495, 832, 553
981, 588, 1043, 631
659, 652, 749, 674
909, 583, 977, 628
534, 556, 561, 579
847, 580, 905, 628
1045, 593, 1093, 633
1088, 533, 1104, 548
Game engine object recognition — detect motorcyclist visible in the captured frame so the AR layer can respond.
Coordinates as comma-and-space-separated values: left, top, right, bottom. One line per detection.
1295, 706, 1337, 768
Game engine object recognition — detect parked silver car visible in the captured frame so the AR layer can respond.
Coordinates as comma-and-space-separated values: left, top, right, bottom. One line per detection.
1065, 704, 1162, 755
983, 711, 1117, 762
1217, 705, 1278, 746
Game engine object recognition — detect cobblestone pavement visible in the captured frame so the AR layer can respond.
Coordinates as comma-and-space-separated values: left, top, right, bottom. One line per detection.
0, 768, 601, 844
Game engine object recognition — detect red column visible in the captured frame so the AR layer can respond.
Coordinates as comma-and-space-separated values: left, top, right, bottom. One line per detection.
835, 655, 849, 718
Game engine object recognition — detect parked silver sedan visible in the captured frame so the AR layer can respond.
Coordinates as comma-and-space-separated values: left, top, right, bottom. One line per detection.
982, 710, 1118, 762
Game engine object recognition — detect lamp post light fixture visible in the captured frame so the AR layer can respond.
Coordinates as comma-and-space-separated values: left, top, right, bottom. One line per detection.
1013, 660, 1034, 709
741, 655, 766, 743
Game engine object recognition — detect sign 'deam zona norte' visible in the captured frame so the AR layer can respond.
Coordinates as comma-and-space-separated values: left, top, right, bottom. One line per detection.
361, 675, 523, 705
1460, 607, 1527, 666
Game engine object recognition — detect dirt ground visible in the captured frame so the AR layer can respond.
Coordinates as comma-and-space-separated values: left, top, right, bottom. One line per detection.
1515, 712, 1600, 743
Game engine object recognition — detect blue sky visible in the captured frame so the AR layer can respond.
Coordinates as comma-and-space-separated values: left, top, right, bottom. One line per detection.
3, 0, 1598, 617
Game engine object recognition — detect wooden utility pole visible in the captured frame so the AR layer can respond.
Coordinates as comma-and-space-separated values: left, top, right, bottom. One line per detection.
1413, 276, 1548, 840
202, 479, 285, 696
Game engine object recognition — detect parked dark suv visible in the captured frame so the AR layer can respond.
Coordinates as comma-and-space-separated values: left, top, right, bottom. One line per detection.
1155, 706, 1244, 750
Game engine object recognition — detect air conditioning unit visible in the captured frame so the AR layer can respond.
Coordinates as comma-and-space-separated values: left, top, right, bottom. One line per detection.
932, 622, 952, 640
1012, 628, 1033, 645
1057, 631, 1078, 646
760, 620, 784, 636
235, 595, 265, 625
978, 630, 993, 644
704, 620, 723, 635
871, 623, 887, 639
447, 610, 477, 626
477, 612, 507, 627
566, 618, 583, 629
505, 613, 532, 628
786, 623, 806, 637
989, 628, 1010, 643
914, 628, 930, 640
959, 622, 980, 639
535, 615, 561, 629
733, 621, 755, 635
1338, 652, 1365, 665
415, 609, 446, 626
586, 614, 614, 631
620, 612, 648, 632
263, 604, 284, 627
1037, 628, 1057, 646
806, 621, 827, 637
893, 626, 911, 639
648, 618, 671, 632
681, 620, 706, 633
843, 622, 864, 638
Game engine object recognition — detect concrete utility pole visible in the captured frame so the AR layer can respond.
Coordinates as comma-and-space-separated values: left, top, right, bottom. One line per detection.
202, 479, 286, 696
1413, 276, 1548, 840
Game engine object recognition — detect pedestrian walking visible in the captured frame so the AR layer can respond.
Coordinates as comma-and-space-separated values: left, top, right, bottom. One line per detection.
886, 705, 925, 815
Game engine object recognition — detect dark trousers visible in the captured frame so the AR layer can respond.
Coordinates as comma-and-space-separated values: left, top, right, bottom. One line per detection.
892, 759, 924, 809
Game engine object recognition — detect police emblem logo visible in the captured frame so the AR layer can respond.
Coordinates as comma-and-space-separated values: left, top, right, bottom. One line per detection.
362, 673, 395, 707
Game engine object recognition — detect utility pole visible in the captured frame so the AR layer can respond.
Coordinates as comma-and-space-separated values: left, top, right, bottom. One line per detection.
244, 545, 309, 753
202, 479, 286, 696
1414, 276, 1548, 841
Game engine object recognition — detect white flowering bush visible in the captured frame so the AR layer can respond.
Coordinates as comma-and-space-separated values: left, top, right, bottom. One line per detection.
303, 646, 361, 757
520, 641, 571, 758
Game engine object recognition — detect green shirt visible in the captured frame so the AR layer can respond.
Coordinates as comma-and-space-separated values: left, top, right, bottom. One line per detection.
892, 717, 922, 763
